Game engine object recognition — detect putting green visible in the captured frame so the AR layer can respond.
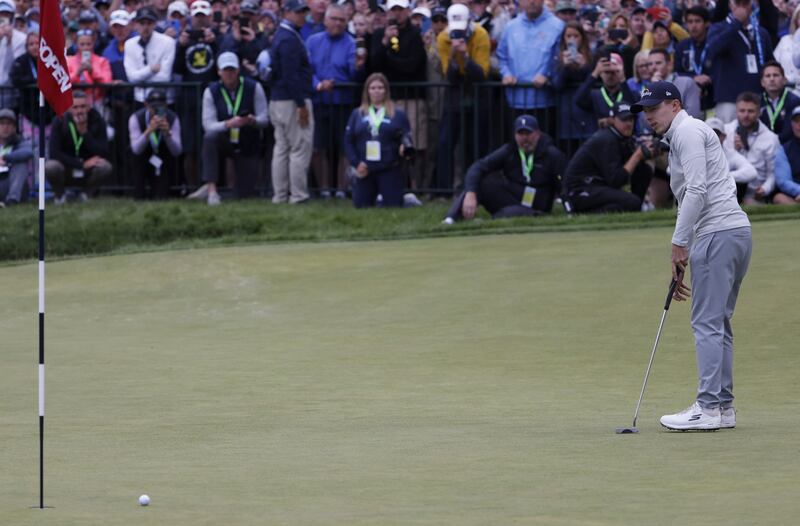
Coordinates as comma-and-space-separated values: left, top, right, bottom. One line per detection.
1, 222, 798, 525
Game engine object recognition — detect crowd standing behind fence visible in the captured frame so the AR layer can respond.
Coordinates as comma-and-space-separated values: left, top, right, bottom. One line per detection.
1, 0, 800, 211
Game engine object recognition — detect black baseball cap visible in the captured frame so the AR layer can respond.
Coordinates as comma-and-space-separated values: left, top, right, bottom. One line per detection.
514, 114, 539, 133
283, 0, 310, 12
135, 7, 159, 22
146, 89, 167, 104
431, 6, 446, 20
631, 81, 682, 113
612, 101, 634, 119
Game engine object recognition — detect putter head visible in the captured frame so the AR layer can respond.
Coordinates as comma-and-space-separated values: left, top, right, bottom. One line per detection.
615, 427, 639, 434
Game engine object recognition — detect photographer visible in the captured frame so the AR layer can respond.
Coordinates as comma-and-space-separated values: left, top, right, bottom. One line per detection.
344, 73, 412, 208
574, 52, 637, 129
443, 115, 565, 223
67, 29, 112, 108
128, 90, 182, 199
232, 1, 269, 78
563, 102, 653, 213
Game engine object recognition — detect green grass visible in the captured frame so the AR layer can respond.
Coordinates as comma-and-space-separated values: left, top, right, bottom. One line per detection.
1, 222, 799, 524
1, 197, 799, 263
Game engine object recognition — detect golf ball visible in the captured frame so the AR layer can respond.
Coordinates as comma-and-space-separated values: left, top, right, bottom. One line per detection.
139, 494, 150, 506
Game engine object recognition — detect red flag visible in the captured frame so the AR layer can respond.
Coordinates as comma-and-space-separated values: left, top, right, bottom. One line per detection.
37, 0, 73, 116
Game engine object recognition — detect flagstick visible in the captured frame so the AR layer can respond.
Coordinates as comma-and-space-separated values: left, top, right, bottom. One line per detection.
38, 90, 46, 510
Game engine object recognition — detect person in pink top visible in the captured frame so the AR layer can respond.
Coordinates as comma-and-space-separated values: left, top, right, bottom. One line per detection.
67, 29, 113, 108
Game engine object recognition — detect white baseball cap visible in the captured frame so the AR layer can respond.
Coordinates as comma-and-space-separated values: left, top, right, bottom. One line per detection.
217, 51, 240, 70
191, 0, 212, 16
385, 0, 410, 10
447, 3, 469, 31
109, 9, 131, 26
411, 6, 430, 18
168, 0, 189, 16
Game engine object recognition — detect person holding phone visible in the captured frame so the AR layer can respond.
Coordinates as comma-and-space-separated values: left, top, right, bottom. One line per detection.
0, 0, 30, 110
66, 28, 113, 108
574, 52, 638, 128
128, 90, 182, 199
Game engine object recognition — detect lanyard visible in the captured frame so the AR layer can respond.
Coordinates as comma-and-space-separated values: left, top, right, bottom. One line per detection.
68, 122, 84, 156
688, 41, 707, 76
0, 145, 11, 157
368, 105, 385, 137
600, 87, 622, 108
220, 77, 244, 118
145, 110, 162, 149
738, 15, 764, 68
518, 148, 534, 182
765, 89, 788, 131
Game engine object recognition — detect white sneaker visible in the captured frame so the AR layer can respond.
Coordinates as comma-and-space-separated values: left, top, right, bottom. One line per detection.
720, 406, 736, 429
54, 195, 67, 205
187, 183, 209, 200
660, 402, 721, 431
442, 217, 455, 225
207, 192, 221, 206
78, 192, 89, 203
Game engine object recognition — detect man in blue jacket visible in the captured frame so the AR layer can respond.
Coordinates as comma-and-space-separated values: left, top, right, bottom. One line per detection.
269, 0, 314, 204
775, 106, 800, 204
0, 109, 32, 207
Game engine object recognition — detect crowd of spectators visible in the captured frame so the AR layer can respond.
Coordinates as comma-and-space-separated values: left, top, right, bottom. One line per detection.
1, 0, 800, 211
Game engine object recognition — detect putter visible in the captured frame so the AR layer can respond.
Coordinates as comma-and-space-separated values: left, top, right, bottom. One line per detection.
615, 272, 682, 434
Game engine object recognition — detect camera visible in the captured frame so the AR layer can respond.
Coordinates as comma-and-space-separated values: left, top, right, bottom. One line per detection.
736, 126, 749, 150
399, 133, 415, 160
155, 105, 167, 117
387, 19, 398, 27
189, 29, 204, 41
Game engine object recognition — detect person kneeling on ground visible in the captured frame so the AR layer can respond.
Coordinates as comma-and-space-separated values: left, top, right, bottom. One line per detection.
344, 72, 412, 208
0, 108, 33, 207
443, 114, 565, 223
562, 101, 653, 213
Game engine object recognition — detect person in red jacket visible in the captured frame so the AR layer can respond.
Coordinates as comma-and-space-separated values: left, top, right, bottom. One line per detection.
66, 29, 113, 108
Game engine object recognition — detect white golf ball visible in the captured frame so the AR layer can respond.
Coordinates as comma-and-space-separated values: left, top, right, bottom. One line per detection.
139, 494, 150, 506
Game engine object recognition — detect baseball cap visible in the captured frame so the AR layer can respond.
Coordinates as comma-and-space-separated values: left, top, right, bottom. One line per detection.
190, 0, 212, 16
431, 6, 447, 20
555, 0, 577, 13
0, 0, 15, 14
631, 81, 682, 113
652, 20, 669, 31
791, 106, 800, 119
146, 89, 167, 104
608, 52, 624, 67
386, 0, 410, 10
109, 9, 131, 26
283, 0, 310, 12
0, 108, 16, 122
240, 0, 259, 13
514, 114, 539, 133
135, 7, 159, 22
217, 51, 240, 70
78, 9, 99, 23
705, 117, 725, 132
631, 6, 646, 15
259, 9, 278, 24
95, 0, 112, 7
411, 6, 430, 18
612, 101, 634, 119
447, 3, 469, 31
167, 0, 189, 16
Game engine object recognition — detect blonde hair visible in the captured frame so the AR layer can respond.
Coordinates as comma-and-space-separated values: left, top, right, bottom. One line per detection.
631, 49, 651, 83
791, 4, 800, 34
359, 73, 395, 117
609, 13, 639, 49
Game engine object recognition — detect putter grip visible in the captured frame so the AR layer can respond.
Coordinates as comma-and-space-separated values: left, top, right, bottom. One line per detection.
664, 271, 683, 311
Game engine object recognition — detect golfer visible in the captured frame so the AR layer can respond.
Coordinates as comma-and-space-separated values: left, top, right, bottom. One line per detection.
632, 82, 752, 431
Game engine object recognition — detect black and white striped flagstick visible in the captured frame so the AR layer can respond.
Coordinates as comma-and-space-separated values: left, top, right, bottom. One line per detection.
38, 91, 46, 510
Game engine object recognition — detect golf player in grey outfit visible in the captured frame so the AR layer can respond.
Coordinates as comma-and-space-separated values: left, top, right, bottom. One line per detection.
632, 82, 752, 431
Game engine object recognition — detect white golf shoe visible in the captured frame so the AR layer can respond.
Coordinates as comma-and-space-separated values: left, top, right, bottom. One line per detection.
720, 406, 736, 429
660, 402, 721, 431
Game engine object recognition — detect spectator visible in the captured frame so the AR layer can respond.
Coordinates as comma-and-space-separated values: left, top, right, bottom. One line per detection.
165, 1, 190, 38
705, 116, 758, 185
443, 114, 565, 222
410, 6, 430, 31
496, 0, 564, 135
0, 108, 32, 206
563, 101, 653, 213
0, 0, 26, 109
707, 0, 774, 122
10, 30, 53, 131
233, 0, 269, 78
77, 9, 110, 55
421, 5, 447, 193
647, 48, 702, 118
67, 29, 113, 108
673, 6, 713, 111
124, 7, 176, 104
129, 89, 182, 199
775, 4, 800, 85
301, 0, 329, 40
269, 0, 314, 204
760, 60, 800, 140
641, 11, 690, 53
574, 52, 638, 128
552, 20, 597, 155
103, 10, 134, 81
723, 91, 779, 204
201, 52, 269, 204
627, 49, 651, 94
712, 0, 780, 47
554, 0, 578, 24
307, 3, 366, 198
629, 6, 648, 48
602, 13, 639, 77
774, 106, 800, 204
46, 91, 112, 204
344, 73, 412, 208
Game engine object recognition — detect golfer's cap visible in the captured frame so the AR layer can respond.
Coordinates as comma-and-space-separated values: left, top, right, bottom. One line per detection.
705, 117, 725, 133
190, 0, 212, 16
134, 7, 159, 22
612, 102, 634, 119
386, 0, 410, 10
217, 51, 240, 70
514, 114, 539, 133
240, 0, 259, 13
555, 0, 577, 13
0, 0, 15, 14
631, 81, 682, 113
411, 6, 430, 18
446, 3, 469, 31
146, 89, 167, 104
283, 0, 310, 12
0, 108, 17, 122
168, 0, 189, 16
79, 9, 99, 23
431, 6, 447, 20
109, 9, 132, 26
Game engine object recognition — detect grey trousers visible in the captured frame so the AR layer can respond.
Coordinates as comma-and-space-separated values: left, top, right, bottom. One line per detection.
0, 163, 29, 204
690, 227, 752, 409
269, 99, 313, 204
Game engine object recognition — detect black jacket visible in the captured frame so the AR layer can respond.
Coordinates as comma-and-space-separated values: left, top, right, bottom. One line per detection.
370, 23, 427, 89
563, 126, 635, 192
573, 74, 638, 123
49, 110, 110, 170
760, 89, 800, 142
10, 54, 55, 126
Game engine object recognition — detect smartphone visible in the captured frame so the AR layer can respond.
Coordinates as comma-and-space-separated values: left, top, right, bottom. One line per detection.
567, 41, 577, 57
81, 50, 91, 63
155, 106, 167, 117
213, 11, 223, 23
608, 29, 628, 41
238, 16, 250, 27
645, 7, 670, 20
190, 29, 204, 40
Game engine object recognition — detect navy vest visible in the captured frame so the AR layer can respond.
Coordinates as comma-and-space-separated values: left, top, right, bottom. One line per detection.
134, 108, 177, 158
209, 77, 260, 156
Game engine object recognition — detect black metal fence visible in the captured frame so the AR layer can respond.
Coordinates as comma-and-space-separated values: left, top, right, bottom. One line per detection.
10, 80, 593, 198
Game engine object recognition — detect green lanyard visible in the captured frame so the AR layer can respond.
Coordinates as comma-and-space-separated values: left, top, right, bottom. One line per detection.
518, 148, 534, 183
368, 105, 386, 137
68, 122, 84, 157
765, 89, 788, 131
148, 110, 161, 149
220, 77, 244, 118
600, 87, 623, 108
0, 145, 11, 157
